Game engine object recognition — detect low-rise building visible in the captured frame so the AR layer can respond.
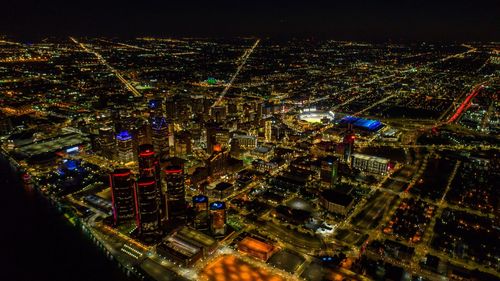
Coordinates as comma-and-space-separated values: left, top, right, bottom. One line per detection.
238, 236, 275, 261
319, 189, 355, 216
351, 153, 390, 175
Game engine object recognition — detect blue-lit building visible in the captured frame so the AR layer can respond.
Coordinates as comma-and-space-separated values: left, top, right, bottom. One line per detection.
116, 130, 135, 163
340, 116, 384, 132
193, 195, 209, 230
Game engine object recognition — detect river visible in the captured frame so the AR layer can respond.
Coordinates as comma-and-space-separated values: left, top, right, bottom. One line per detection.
0, 157, 137, 281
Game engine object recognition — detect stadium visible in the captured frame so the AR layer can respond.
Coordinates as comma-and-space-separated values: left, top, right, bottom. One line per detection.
298, 108, 335, 123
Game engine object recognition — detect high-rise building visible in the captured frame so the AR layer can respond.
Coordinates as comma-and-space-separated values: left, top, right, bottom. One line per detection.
230, 137, 241, 158
206, 124, 229, 154
203, 98, 213, 120
135, 176, 162, 236
98, 127, 115, 160
137, 144, 163, 221
109, 169, 136, 226
149, 99, 164, 119
149, 99, 170, 159
255, 101, 263, 121
320, 156, 339, 188
116, 130, 135, 164
192, 195, 209, 230
138, 144, 160, 178
151, 117, 169, 159
342, 123, 355, 163
168, 122, 175, 157
135, 122, 150, 146
163, 164, 186, 222
174, 131, 192, 156
207, 147, 228, 178
165, 96, 177, 121
211, 105, 227, 123
190, 95, 204, 116
209, 201, 226, 236
227, 99, 238, 116
264, 119, 272, 142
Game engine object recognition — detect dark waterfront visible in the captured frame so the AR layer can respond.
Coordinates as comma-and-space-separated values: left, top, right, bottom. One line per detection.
0, 157, 136, 281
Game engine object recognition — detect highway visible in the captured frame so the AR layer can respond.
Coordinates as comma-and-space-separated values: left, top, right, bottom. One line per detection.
69, 37, 142, 97
329, 44, 480, 114
97, 38, 152, 52
213, 39, 260, 107
445, 85, 483, 124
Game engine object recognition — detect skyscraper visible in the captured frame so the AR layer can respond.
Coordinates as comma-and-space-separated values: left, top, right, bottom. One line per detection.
192, 195, 209, 230
149, 99, 170, 159
211, 105, 227, 123
207, 146, 228, 179
206, 123, 229, 154
98, 127, 115, 160
138, 144, 163, 221
109, 168, 136, 226
151, 117, 169, 159
149, 99, 164, 119
138, 144, 160, 178
134, 121, 150, 147
320, 156, 339, 188
165, 96, 177, 121
163, 164, 186, 222
209, 201, 226, 236
342, 123, 355, 163
135, 176, 162, 236
116, 130, 135, 164
264, 119, 272, 142
255, 101, 263, 122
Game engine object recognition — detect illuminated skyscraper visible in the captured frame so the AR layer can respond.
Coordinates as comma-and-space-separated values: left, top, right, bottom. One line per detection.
151, 117, 169, 159
98, 127, 115, 160
138, 144, 160, 178
320, 156, 339, 188
264, 119, 272, 142
149, 99, 164, 118
209, 201, 226, 236
109, 169, 136, 226
206, 123, 229, 154
342, 123, 355, 163
133, 121, 150, 147
149, 99, 170, 159
116, 130, 135, 164
207, 145, 228, 178
138, 144, 163, 220
135, 177, 162, 236
163, 164, 186, 222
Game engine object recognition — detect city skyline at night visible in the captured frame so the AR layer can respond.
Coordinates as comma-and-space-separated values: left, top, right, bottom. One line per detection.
1, 2, 499, 281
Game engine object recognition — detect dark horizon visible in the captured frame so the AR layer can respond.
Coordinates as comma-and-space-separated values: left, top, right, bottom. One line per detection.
1, 0, 499, 42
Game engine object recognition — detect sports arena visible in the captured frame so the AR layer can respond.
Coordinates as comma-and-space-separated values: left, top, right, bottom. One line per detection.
298, 108, 335, 123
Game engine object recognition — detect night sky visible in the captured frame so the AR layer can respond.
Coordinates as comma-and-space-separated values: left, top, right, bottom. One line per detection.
1, 0, 499, 41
